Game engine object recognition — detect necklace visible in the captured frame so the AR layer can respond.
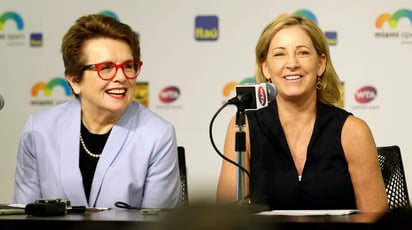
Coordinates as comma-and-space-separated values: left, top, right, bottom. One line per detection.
79, 133, 101, 158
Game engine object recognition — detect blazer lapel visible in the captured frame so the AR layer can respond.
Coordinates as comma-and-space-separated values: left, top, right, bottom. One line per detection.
88, 104, 135, 207
59, 100, 88, 205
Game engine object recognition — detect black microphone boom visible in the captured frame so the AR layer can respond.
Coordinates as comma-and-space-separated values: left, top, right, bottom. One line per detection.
228, 82, 277, 110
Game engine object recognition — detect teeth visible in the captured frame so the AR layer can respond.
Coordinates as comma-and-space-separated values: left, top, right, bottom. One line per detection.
285, 75, 301, 80
106, 89, 126, 94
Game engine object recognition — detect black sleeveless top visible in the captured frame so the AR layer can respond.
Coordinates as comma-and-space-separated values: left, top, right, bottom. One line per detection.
246, 101, 356, 210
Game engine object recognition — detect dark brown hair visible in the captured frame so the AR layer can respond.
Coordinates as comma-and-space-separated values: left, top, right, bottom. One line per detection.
61, 14, 140, 83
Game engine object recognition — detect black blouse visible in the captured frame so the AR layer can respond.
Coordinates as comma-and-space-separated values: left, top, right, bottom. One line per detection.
79, 123, 110, 202
246, 101, 356, 210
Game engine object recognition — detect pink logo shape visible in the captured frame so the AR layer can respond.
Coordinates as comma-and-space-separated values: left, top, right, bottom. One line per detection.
257, 86, 267, 106
355, 86, 377, 104
159, 86, 180, 103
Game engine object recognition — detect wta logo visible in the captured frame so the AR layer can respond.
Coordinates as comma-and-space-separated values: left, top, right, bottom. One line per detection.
257, 86, 267, 106
159, 86, 180, 103
375, 9, 412, 29
0, 11, 24, 31
31, 78, 72, 97
354, 86, 377, 104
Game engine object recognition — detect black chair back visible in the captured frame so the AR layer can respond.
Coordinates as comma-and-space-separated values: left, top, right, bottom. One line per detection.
178, 146, 189, 207
378, 145, 410, 209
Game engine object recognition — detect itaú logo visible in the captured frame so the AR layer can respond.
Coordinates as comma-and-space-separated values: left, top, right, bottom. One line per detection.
159, 86, 180, 103
355, 86, 377, 104
257, 86, 267, 106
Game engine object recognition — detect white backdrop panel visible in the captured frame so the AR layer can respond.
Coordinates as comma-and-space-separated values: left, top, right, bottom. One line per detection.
0, 0, 411, 204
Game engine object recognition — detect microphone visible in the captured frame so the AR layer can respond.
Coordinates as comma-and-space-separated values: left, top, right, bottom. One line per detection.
0, 94, 4, 110
25, 198, 86, 216
25, 201, 67, 216
228, 82, 277, 110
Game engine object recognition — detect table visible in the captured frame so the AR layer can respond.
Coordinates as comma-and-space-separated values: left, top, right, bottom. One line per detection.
0, 208, 160, 229
0, 205, 391, 230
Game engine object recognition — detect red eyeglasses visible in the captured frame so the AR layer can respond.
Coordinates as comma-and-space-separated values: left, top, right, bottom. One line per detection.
82, 60, 143, 80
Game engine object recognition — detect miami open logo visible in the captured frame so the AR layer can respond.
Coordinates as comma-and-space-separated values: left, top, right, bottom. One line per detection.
0, 11, 25, 45
30, 77, 72, 106
0, 11, 24, 31
222, 77, 254, 99
290, 9, 337, 45
98, 10, 119, 20
375, 8, 412, 44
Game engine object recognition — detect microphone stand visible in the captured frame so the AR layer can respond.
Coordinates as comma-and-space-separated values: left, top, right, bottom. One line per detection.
233, 105, 270, 213
219, 90, 274, 213
235, 108, 247, 204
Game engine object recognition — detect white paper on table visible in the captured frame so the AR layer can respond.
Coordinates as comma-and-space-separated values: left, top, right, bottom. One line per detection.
257, 209, 359, 216
7, 204, 25, 208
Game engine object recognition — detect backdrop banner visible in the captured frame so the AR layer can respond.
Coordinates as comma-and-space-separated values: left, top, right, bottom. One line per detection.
0, 0, 411, 203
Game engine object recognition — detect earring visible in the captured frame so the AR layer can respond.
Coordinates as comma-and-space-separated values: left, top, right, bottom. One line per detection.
316, 77, 321, 89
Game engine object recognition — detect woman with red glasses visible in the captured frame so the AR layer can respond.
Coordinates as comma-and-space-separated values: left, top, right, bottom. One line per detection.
12, 14, 181, 209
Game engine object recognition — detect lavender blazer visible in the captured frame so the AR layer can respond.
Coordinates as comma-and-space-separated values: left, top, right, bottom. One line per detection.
12, 100, 181, 208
